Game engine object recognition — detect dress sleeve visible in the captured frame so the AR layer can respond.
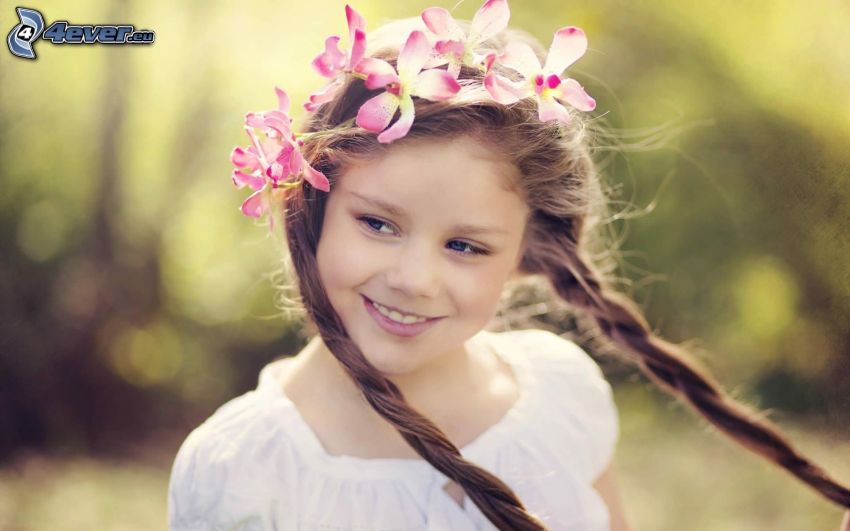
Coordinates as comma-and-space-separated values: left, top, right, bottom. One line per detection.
167, 427, 218, 530
529, 329, 621, 483
167, 394, 299, 531
167, 424, 257, 531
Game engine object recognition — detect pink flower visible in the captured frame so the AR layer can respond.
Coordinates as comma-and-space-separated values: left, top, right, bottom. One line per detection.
421, 0, 510, 78
484, 26, 596, 124
354, 30, 460, 143
305, 5, 367, 112
304, 77, 345, 113
231, 87, 330, 220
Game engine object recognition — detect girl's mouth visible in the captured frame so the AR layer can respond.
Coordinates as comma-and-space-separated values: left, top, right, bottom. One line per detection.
361, 295, 444, 338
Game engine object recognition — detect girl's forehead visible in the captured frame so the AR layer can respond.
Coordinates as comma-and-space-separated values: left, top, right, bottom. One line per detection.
377, 135, 506, 166
339, 136, 522, 198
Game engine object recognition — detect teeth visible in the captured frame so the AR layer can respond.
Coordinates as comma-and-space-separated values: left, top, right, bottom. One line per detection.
371, 300, 428, 324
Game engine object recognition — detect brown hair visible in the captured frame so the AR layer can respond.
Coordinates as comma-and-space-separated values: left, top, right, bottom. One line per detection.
277, 16, 850, 530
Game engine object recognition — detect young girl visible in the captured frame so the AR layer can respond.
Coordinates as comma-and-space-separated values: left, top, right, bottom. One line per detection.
168, 1, 850, 529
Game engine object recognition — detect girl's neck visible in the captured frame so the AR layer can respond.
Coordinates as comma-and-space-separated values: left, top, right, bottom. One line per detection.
293, 332, 498, 426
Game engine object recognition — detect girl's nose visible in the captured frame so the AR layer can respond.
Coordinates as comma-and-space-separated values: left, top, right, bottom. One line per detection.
384, 243, 441, 299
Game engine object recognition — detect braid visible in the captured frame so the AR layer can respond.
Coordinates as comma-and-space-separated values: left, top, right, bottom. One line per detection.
527, 212, 850, 509
328, 336, 545, 530
287, 200, 548, 530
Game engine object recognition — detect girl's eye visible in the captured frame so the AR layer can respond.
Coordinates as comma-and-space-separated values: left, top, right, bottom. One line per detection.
446, 240, 490, 256
356, 216, 491, 256
359, 216, 394, 235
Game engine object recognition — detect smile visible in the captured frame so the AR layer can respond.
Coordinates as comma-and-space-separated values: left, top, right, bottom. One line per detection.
362, 295, 443, 338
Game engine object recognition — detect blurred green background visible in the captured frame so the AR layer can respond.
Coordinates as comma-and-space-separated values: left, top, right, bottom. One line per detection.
1, 0, 849, 529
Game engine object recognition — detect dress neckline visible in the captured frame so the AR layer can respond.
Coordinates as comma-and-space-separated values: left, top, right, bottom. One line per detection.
255, 329, 539, 480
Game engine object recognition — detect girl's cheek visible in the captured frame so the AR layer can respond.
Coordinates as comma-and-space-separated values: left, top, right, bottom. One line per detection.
321, 236, 388, 284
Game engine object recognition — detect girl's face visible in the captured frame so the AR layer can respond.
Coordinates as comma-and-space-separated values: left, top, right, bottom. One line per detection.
316, 136, 530, 376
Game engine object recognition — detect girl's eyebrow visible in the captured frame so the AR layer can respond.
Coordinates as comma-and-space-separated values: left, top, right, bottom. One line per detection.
346, 190, 508, 236
347, 190, 406, 217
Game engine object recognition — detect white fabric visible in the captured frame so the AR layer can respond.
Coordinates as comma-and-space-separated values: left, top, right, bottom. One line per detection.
167, 328, 620, 530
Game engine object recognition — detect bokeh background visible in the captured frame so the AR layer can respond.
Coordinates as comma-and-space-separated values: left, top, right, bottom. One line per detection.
1, 0, 849, 529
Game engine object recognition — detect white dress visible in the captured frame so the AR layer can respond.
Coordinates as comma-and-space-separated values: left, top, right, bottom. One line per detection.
167, 328, 620, 531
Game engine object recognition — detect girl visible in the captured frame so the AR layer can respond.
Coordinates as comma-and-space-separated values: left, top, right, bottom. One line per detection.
168, 1, 850, 529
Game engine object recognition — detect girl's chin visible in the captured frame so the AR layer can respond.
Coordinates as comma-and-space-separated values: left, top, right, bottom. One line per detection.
362, 350, 423, 376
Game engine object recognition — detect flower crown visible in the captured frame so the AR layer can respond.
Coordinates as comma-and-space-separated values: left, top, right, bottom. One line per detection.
230, 0, 596, 224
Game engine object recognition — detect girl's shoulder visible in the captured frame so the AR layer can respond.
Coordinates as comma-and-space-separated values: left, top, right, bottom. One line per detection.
167, 386, 302, 529
171, 384, 285, 459
485, 327, 619, 481
487, 327, 610, 383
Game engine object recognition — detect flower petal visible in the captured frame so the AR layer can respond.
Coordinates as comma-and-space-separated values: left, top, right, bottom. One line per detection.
304, 77, 343, 112
377, 95, 415, 143
421, 7, 464, 40
356, 91, 400, 133
543, 26, 588, 75
288, 143, 303, 177
355, 57, 399, 89
397, 31, 431, 82
413, 68, 460, 101
263, 110, 292, 138
244, 127, 275, 170
240, 188, 266, 218
232, 169, 266, 191
266, 141, 298, 182
311, 36, 347, 78
422, 48, 450, 69
500, 41, 541, 79
435, 39, 465, 58
245, 112, 265, 128
266, 161, 284, 181
303, 163, 331, 192
274, 86, 290, 115
484, 72, 528, 104
558, 77, 596, 112
469, 0, 510, 44
348, 28, 367, 70
346, 4, 366, 34
231, 146, 260, 171
259, 136, 282, 165
484, 51, 497, 73
537, 95, 571, 124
